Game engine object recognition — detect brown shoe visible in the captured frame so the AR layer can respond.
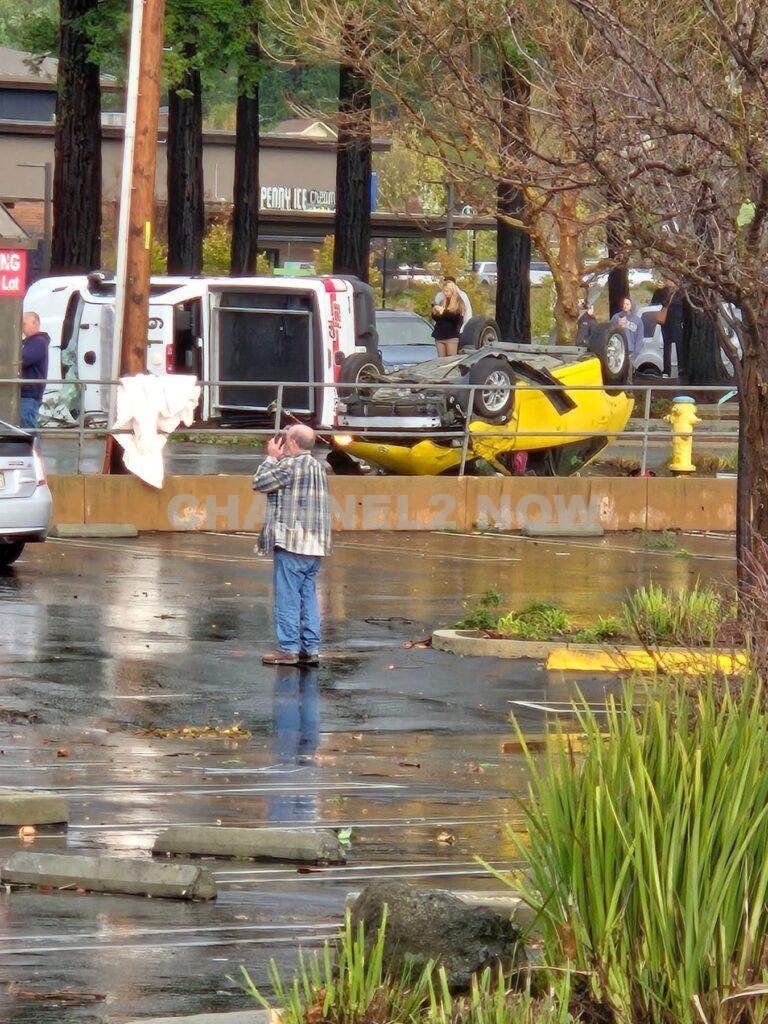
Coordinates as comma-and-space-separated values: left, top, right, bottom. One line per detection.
262, 651, 300, 665
299, 651, 320, 666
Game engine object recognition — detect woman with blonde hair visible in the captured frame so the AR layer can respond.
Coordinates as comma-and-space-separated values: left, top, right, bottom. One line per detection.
431, 277, 466, 356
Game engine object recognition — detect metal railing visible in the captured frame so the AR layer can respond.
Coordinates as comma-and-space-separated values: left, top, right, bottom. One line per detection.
0, 375, 739, 477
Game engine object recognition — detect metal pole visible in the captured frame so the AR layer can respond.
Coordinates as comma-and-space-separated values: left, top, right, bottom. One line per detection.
446, 183, 455, 253
381, 237, 388, 310
105, 0, 167, 473
640, 386, 652, 476
458, 386, 475, 476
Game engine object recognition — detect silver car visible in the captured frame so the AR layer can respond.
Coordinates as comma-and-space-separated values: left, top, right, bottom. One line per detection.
0, 421, 52, 567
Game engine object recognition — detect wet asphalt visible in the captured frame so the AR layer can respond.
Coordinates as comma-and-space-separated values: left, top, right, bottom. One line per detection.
0, 529, 735, 1022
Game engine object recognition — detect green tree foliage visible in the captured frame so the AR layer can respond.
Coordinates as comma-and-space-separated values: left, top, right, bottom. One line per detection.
0, 0, 57, 52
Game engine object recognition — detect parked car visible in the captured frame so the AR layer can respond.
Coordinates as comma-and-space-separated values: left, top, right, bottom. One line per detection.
0, 422, 51, 567
634, 304, 741, 377
375, 310, 436, 370
472, 261, 498, 287
530, 261, 553, 285
330, 325, 633, 476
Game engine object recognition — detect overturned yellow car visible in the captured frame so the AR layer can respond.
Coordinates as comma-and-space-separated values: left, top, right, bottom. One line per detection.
329, 329, 634, 477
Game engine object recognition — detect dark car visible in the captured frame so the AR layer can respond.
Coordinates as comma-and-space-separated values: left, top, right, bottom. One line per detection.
375, 309, 436, 370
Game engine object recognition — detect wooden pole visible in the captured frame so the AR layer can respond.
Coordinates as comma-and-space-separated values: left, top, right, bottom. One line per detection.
105, 0, 166, 472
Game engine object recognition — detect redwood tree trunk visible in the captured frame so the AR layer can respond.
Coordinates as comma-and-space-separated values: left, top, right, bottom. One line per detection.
52, 0, 102, 272
606, 217, 629, 316
167, 64, 204, 275
231, 33, 260, 276
333, 37, 371, 282
680, 292, 727, 385
742, 342, 768, 545
496, 59, 530, 342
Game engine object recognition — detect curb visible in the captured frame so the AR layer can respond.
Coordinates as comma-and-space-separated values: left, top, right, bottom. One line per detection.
154, 826, 346, 864
432, 630, 570, 660
0, 790, 69, 827
1, 852, 217, 900
433, 629, 747, 675
124, 1013, 278, 1024
50, 523, 138, 539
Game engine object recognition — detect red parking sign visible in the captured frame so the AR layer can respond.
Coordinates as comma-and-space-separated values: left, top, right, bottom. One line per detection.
0, 250, 27, 297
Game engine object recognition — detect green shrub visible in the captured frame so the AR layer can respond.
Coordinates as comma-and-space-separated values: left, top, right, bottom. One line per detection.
202, 222, 272, 276
508, 678, 768, 1024
570, 616, 624, 644
456, 589, 504, 629
622, 580, 733, 646
530, 282, 556, 342
496, 603, 571, 640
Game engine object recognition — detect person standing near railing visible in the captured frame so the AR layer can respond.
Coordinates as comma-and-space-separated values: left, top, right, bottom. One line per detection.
20, 311, 50, 430
253, 424, 331, 666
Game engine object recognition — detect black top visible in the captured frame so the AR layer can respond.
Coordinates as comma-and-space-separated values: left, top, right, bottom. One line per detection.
432, 310, 463, 341
21, 332, 50, 401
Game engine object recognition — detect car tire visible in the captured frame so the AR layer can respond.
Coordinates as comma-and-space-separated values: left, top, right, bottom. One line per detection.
0, 541, 25, 568
337, 352, 385, 399
466, 356, 515, 418
585, 323, 631, 388
460, 316, 501, 349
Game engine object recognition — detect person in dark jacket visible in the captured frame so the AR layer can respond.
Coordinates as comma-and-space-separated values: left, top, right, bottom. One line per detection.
20, 312, 50, 429
651, 282, 684, 378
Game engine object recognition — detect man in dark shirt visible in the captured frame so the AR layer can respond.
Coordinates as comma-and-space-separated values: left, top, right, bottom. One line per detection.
20, 312, 50, 429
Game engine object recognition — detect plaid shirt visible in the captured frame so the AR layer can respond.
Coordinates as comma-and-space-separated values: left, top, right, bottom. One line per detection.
252, 452, 331, 557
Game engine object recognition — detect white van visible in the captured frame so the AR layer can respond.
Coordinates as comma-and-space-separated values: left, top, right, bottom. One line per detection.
24, 273, 380, 428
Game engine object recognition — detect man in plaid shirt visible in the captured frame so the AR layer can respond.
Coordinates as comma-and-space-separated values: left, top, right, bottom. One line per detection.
253, 424, 331, 666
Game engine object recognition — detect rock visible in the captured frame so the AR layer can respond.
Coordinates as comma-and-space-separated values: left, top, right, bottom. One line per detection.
350, 881, 525, 992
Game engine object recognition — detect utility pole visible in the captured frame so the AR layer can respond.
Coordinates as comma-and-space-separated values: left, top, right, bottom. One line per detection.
105, 0, 167, 473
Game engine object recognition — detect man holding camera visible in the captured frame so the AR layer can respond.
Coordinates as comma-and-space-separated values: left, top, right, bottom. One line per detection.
253, 424, 331, 666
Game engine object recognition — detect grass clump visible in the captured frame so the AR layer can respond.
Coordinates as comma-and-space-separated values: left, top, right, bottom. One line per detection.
623, 579, 734, 646
457, 589, 504, 629
643, 529, 690, 556
570, 616, 624, 644
242, 910, 563, 1024
496, 603, 571, 641
509, 677, 768, 1024
240, 908, 430, 1024
424, 965, 568, 1024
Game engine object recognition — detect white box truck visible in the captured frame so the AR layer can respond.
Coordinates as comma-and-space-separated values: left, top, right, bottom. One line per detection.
23, 272, 380, 428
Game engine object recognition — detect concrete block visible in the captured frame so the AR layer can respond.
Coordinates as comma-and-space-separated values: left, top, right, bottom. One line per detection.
1, 852, 217, 900
522, 523, 604, 537
50, 523, 138, 538
0, 790, 69, 827
124, 1012, 277, 1024
154, 826, 346, 864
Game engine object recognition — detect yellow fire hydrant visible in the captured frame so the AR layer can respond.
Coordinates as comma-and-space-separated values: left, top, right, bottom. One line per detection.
664, 396, 701, 473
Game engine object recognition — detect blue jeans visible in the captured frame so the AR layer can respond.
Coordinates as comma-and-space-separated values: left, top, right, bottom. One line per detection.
273, 548, 322, 654
20, 397, 40, 429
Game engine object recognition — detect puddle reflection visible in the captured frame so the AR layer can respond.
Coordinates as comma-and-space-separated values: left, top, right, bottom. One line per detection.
269, 666, 319, 822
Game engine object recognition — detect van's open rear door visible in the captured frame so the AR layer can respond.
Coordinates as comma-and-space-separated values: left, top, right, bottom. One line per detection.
209, 286, 316, 418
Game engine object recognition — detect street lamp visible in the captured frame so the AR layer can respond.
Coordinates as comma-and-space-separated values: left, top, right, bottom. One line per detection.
17, 162, 52, 273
